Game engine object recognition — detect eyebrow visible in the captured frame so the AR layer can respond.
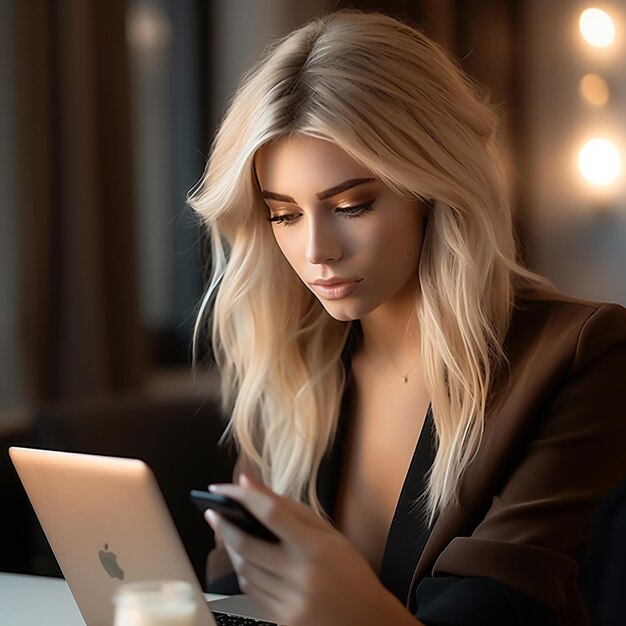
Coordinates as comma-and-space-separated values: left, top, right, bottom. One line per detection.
260, 177, 377, 203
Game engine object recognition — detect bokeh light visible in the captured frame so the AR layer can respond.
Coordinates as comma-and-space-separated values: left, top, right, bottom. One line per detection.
578, 138, 622, 186
579, 8, 616, 48
127, 4, 173, 52
578, 73, 610, 106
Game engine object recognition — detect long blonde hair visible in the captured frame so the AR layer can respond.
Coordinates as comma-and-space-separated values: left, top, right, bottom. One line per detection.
188, 10, 545, 527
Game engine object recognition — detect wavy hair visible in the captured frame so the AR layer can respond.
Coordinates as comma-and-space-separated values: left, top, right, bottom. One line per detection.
188, 10, 546, 527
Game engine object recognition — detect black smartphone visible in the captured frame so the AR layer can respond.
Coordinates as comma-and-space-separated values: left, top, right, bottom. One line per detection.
190, 489, 280, 543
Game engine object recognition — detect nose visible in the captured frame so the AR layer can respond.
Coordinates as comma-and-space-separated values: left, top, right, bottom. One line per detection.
305, 214, 343, 265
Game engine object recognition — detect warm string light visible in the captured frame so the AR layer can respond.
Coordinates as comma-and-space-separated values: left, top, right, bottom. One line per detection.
576, 8, 622, 189
579, 7, 616, 48
578, 73, 610, 106
578, 138, 622, 186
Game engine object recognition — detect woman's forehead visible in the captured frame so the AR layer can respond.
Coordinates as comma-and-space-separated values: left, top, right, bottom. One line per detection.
254, 135, 373, 193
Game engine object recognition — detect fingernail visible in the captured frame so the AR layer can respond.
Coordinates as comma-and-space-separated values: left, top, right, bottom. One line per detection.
205, 510, 216, 526
208, 484, 219, 492
239, 473, 250, 487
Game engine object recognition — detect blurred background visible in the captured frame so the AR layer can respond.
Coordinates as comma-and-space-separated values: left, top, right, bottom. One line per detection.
1, 0, 625, 585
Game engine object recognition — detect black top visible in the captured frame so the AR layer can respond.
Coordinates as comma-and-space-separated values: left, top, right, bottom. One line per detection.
314, 321, 557, 625
316, 394, 555, 625
379, 405, 436, 602
316, 396, 437, 603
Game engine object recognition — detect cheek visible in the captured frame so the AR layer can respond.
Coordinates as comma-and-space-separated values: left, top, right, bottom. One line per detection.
364, 214, 423, 274
272, 231, 305, 275
339, 218, 378, 257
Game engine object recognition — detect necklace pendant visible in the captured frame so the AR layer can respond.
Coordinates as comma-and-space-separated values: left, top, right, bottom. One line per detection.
401, 375, 408, 383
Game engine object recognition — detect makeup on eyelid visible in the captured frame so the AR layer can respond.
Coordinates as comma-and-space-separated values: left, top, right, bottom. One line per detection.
267, 199, 376, 226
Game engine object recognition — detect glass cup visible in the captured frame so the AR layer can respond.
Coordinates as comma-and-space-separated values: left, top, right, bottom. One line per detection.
113, 580, 199, 626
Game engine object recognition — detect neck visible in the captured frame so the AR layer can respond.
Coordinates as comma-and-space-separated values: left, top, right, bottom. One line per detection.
358, 277, 421, 370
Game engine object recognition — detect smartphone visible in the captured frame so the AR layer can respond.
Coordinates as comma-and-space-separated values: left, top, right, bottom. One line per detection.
190, 489, 280, 543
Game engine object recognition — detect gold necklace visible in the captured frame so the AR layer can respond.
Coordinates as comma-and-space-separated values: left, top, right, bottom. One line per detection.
363, 348, 421, 383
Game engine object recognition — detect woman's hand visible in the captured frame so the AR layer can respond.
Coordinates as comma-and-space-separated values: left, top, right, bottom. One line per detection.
205, 473, 417, 626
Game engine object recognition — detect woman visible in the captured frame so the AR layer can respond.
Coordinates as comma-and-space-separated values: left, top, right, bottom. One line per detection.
188, 10, 626, 626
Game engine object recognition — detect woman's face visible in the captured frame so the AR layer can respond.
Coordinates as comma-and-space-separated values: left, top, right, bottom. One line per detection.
254, 135, 428, 322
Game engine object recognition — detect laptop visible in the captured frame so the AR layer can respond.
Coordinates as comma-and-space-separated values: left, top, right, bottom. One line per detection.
9, 446, 280, 626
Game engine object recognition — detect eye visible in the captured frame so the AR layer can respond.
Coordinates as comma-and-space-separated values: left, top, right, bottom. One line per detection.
336, 200, 375, 217
267, 212, 301, 227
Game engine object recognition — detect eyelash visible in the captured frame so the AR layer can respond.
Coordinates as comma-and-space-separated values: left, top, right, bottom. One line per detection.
267, 200, 376, 227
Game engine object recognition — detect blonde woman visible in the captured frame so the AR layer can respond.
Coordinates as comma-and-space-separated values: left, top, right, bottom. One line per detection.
188, 10, 626, 626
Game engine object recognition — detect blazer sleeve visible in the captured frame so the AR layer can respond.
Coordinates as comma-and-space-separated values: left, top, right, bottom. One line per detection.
413, 575, 557, 625
420, 303, 626, 624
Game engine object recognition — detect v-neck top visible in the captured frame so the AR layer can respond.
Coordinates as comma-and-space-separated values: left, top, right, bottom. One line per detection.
379, 405, 437, 600
317, 397, 437, 603
314, 321, 555, 623
316, 321, 438, 602
316, 384, 552, 623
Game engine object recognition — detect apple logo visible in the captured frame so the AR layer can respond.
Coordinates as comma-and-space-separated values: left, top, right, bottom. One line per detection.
98, 543, 125, 580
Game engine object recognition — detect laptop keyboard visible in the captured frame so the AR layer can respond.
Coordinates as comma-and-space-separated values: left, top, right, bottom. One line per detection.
213, 611, 279, 626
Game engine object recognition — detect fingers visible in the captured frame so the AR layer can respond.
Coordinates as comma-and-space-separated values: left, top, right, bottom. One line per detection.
205, 510, 289, 571
208, 474, 329, 543
211, 514, 298, 624
241, 474, 330, 531
205, 510, 222, 540
226, 545, 284, 599
223, 545, 293, 625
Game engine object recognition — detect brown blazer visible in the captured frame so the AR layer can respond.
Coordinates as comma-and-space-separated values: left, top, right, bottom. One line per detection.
207, 290, 626, 625
406, 290, 626, 624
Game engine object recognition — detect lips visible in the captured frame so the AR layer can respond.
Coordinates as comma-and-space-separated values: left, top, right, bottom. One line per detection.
311, 277, 360, 286
309, 278, 363, 301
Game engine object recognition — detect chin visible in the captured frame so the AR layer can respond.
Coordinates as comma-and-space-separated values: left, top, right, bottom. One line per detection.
318, 299, 371, 322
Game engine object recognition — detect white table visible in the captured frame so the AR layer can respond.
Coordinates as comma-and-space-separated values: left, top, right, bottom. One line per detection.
0, 572, 226, 625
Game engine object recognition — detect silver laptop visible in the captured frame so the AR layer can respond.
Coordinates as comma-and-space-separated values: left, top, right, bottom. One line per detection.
9, 446, 279, 626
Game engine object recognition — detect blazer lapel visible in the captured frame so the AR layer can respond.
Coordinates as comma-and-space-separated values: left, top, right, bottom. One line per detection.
405, 300, 577, 610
